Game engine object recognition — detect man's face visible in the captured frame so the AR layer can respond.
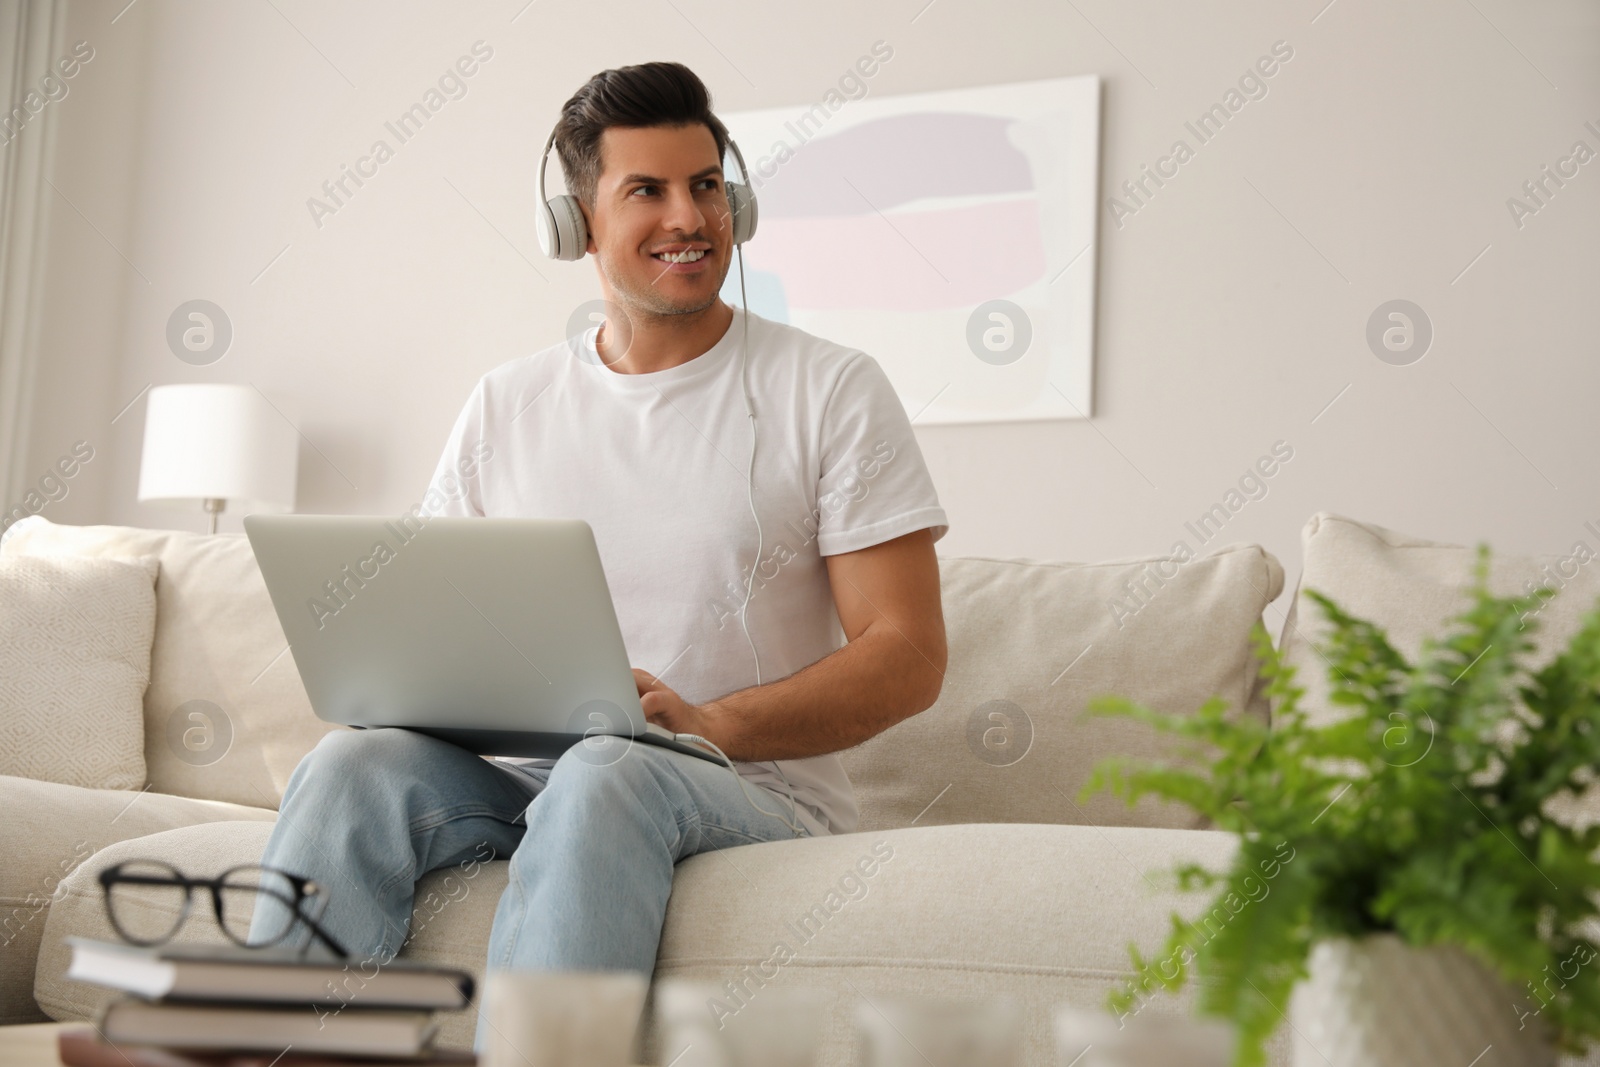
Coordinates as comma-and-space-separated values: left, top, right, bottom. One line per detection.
583, 123, 735, 319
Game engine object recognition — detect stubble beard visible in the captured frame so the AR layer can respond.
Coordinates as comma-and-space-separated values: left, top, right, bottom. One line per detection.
597, 245, 730, 327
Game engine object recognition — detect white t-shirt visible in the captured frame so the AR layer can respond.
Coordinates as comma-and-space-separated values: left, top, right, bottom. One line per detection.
424, 305, 949, 836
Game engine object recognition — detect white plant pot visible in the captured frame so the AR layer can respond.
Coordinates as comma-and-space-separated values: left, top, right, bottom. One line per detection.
1288, 934, 1556, 1067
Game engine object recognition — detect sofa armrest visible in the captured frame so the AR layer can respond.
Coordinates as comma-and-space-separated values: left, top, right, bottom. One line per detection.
0, 775, 274, 1024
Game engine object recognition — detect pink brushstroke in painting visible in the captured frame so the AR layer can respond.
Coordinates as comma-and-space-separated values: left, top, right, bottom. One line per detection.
743, 112, 1047, 312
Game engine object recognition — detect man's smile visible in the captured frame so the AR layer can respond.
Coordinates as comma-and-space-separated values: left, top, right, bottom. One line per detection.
648, 243, 714, 278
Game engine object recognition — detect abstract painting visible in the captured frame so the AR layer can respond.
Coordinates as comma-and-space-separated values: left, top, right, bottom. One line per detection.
720, 74, 1101, 424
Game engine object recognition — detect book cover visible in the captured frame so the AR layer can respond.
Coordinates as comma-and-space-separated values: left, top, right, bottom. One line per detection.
67, 937, 473, 1010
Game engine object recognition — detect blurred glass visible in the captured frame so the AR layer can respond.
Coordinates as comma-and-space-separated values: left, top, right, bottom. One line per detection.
656, 978, 827, 1067
855, 993, 1023, 1067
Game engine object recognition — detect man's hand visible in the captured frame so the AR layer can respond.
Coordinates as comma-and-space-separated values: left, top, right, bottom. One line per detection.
632, 668, 710, 738
630, 529, 946, 764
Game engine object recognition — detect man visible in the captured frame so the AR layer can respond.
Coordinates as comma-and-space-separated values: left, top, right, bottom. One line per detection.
252, 60, 949, 1047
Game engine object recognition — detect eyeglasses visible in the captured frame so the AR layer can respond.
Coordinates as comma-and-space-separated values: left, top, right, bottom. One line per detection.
98, 860, 349, 959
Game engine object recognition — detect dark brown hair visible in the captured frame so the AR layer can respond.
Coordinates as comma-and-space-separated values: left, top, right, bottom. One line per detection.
553, 61, 729, 209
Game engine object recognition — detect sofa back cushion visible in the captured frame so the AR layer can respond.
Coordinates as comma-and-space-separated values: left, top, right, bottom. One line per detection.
1279, 512, 1600, 732
1, 518, 338, 808
0, 554, 158, 790
839, 543, 1285, 832
3, 516, 1287, 829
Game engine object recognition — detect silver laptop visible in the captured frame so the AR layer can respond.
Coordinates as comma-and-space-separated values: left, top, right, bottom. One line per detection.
244, 514, 719, 763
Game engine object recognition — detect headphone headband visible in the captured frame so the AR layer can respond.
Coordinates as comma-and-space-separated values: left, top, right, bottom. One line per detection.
536, 126, 556, 218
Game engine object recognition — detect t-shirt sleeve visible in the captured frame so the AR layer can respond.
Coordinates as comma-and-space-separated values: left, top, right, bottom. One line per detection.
814, 352, 949, 557
421, 380, 493, 519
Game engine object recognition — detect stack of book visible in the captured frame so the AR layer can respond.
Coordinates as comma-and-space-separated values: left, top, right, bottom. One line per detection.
58, 936, 476, 1066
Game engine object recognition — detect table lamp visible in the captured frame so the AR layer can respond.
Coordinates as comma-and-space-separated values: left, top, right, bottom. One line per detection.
137, 384, 299, 534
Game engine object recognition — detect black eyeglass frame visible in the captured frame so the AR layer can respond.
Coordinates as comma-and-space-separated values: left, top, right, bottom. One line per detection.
97, 861, 350, 959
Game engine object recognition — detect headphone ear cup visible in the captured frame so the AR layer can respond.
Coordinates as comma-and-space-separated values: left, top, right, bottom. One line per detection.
538, 193, 589, 261
535, 201, 558, 260
726, 181, 758, 246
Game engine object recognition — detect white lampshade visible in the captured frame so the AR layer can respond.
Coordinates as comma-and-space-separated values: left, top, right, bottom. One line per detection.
138, 384, 298, 524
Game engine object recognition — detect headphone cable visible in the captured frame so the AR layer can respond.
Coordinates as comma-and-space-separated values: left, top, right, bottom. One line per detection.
731, 236, 802, 837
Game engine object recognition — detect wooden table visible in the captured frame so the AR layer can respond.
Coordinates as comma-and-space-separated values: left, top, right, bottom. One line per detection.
0, 1023, 68, 1067
0, 1025, 485, 1066
0, 1023, 650, 1067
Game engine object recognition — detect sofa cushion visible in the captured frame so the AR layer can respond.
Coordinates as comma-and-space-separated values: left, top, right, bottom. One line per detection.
35, 821, 491, 1042
0, 517, 341, 809
0, 776, 274, 1025
838, 544, 1284, 832
0, 554, 158, 791
1278, 512, 1600, 836
646, 822, 1299, 1067
33, 818, 1294, 1064
1279, 512, 1600, 729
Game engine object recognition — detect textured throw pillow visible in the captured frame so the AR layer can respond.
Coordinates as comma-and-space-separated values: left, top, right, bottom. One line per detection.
1278, 512, 1600, 833
1278, 512, 1600, 729
0, 554, 159, 790
0, 517, 342, 809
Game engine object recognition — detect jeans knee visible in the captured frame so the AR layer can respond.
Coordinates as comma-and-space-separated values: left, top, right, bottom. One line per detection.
293, 728, 437, 797
543, 738, 671, 807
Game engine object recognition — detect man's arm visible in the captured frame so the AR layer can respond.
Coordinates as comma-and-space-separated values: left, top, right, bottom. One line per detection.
635, 527, 948, 761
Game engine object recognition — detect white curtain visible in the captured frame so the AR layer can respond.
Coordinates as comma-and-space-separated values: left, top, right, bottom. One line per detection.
0, 0, 66, 508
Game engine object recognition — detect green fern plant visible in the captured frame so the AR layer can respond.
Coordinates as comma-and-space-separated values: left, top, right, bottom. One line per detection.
1080, 544, 1600, 1067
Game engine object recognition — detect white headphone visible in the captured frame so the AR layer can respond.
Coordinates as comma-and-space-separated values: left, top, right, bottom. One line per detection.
534, 126, 759, 261
536, 123, 803, 835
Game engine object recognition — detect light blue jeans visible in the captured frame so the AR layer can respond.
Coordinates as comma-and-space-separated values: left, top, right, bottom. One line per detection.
248, 727, 808, 1050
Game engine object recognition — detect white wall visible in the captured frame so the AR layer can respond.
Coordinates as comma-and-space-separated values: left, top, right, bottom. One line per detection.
20, 0, 1600, 632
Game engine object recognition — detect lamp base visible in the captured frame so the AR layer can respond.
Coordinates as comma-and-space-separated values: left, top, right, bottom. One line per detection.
202, 498, 225, 536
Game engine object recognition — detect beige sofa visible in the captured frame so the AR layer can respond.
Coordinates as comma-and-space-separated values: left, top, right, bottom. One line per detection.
4, 511, 1598, 1065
